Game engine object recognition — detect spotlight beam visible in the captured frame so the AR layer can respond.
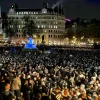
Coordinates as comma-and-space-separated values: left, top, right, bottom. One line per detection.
52, 0, 66, 9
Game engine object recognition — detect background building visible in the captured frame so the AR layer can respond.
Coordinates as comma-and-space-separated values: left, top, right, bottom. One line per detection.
0, 6, 7, 41
7, 2, 66, 45
0, 6, 2, 34
65, 18, 100, 45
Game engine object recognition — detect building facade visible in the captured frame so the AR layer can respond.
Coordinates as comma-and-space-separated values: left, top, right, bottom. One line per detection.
7, 2, 66, 45
0, 6, 6, 41
0, 6, 2, 34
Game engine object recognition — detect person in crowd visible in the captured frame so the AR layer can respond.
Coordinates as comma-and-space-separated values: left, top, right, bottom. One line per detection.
12, 74, 21, 100
21, 79, 32, 100
0, 48, 100, 100
0, 82, 16, 100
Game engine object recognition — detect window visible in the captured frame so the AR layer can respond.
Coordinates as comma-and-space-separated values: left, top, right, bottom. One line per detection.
31, 12, 33, 14
42, 8, 47, 13
54, 41, 56, 45
58, 41, 60, 45
26, 12, 28, 14
44, 30, 46, 32
38, 25, 40, 28
49, 35, 50, 38
19, 25, 20, 28
41, 25, 44, 28
19, 12, 21, 14
49, 41, 52, 45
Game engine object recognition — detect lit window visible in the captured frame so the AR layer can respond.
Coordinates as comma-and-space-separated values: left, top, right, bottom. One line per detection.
36, 17, 38, 19
54, 41, 56, 45
61, 42, 64, 45
49, 41, 52, 45
42, 8, 47, 13
26, 12, 28, 14
17, 12, 18, 15
54, 26, 56, 28
44, 30, 46, 32
49, 26, 50, 28
34, 12, 35, 14
51, 26, 52, 28
38, 25, 40, 28
41, 25, 44, 28
58, 41, 60, 45
56, 26, 58, 29
22, 12, 23, 14
19, 25, 20, 28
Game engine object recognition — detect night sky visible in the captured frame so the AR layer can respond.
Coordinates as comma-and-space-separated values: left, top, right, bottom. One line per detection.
0, 0, 100, 20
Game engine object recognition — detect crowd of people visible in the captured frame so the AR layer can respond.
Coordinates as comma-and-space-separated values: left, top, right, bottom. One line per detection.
0, 48, 100, 100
